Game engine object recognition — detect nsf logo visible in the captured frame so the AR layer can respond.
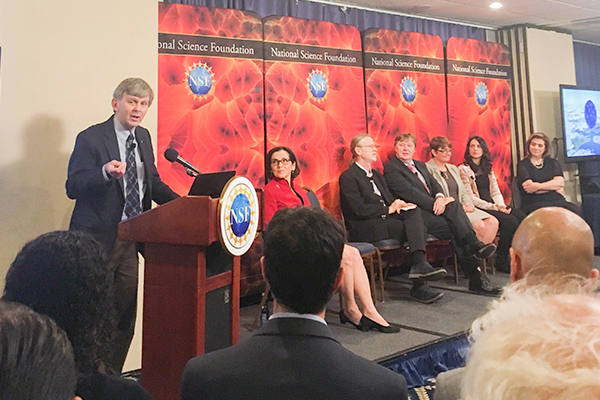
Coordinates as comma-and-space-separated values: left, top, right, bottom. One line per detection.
218, 176, 259, 256
401, 76, 416, 103
475, 82, 488, 106
187, 62, 214, 97
308, 70, 328, 100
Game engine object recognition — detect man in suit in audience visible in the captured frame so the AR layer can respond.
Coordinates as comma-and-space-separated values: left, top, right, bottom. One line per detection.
66, 78, 179, 374
0, 301, 81, 400
435, 207, 599, 400
339, 133, 446, 303
384, 133, 499, 295
181, 207, 409, 400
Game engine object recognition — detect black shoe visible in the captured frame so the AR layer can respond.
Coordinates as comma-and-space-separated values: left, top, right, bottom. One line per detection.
410, 284, 444, 304
339, 310, 365, 331
469, 276, 502, 296
408, 261, 447, 281
360, 315, 401, 333
471, 242, 497, 259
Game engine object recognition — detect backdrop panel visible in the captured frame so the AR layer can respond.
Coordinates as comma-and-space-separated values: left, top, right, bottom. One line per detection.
446, 37, 512, 202
157, 3, 265, 194
363, 29, 446, 166
263, 16, 366, 215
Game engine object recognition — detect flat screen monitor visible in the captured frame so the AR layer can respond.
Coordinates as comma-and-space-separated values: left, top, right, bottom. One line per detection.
560, 84, 600, 163
188, 171, 236, 198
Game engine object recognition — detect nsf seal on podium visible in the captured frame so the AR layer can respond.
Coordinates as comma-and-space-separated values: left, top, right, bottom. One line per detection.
218, 176, 260, 256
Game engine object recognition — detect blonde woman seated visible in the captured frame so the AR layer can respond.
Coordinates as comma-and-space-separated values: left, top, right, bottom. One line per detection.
264, 146, 399, 333
425, 136, 499, 247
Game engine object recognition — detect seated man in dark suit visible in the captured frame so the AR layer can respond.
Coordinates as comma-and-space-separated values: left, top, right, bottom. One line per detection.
339, 134, 446, 303
384, 133, 499, 295
181, 207, 409, 400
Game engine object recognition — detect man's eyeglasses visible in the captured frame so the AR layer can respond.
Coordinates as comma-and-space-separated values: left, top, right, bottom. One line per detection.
271, 158, 291, 166
358, 144, 379, 149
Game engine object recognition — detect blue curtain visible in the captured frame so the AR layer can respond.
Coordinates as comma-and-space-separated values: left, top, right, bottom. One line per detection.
169, 0, 486, 42
574, 41, 600, 88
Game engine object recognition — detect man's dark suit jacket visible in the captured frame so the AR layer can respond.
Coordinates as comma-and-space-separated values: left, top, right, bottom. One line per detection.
339, 163, 397, 243
384, 157, 443, 211
66, 115, 178, 253
181, 317, 408, 400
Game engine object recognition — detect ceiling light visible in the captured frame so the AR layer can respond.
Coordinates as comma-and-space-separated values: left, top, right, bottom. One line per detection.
489, 2, 503, 9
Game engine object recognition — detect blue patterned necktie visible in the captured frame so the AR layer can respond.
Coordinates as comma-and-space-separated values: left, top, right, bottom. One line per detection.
124, 133, 142, 218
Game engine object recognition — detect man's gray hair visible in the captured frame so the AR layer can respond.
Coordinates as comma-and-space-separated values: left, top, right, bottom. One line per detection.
463, 292, 600, 400
113, 77, 154, 105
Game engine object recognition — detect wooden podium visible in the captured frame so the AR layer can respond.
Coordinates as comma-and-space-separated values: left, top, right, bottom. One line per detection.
119, 196, 240, 400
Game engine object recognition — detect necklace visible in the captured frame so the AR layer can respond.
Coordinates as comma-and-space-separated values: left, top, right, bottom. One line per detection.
531, 159, 544, 169
440, 170, 450, 180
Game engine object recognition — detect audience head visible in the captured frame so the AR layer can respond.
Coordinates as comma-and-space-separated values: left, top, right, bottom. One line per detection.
394, 133, 417, 162
3, 230, 113, 375
350, 134, 372, 158
429, 136, 452, 163
463, 293, 600, 400
0, 301, 79, 400
464, 136, 493, 175
262, 207, 345, 314
510, 207, 598, 291
525, 132, 551, 158
265, 146, 299, 183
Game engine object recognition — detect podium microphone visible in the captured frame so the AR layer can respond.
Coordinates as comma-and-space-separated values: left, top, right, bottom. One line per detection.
164, 148, 201, 177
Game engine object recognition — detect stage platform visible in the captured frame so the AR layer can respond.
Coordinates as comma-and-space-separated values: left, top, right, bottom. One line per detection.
239, 271, 512, 362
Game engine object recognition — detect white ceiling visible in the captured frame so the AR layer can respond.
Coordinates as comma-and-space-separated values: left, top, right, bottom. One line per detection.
311, 0, 600, 44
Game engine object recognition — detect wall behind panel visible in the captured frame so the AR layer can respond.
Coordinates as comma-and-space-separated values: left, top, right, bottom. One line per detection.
526, 27, 578, 202
0, 0, 158, 372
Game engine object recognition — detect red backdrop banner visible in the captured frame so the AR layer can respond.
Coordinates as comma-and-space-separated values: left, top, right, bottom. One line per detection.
363, 29, 447, 166
157, 3, 265, 194
263, 16, 366, 215
446, 37, 512, 202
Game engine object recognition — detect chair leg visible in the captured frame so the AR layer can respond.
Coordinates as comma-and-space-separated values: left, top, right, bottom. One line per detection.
374, 248, 385, 303
363, 253, 377, 305
482, 259, 488, 276
454, 252, 459, 285
252, 282, 271, 330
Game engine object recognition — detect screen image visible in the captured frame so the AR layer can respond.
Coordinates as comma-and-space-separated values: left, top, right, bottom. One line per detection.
561, 85, 600, 161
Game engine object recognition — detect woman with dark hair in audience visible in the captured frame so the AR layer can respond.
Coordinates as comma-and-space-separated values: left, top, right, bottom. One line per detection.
3, 230, 152, 400
264, 146, 400, 333
426, 136, 499, 246
458, 136, 525, 273
0, 301, 80, 400
516, 132, 580, 215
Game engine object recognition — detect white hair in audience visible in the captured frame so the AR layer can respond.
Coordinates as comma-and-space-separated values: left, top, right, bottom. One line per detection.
462, 292, 600, 400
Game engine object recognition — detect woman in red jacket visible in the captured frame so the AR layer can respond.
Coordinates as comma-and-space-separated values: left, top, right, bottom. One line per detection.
264, 146, 399, 333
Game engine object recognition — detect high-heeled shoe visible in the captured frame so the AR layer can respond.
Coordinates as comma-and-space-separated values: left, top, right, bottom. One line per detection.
339, 310, 365, 331
360, 315, 401, 334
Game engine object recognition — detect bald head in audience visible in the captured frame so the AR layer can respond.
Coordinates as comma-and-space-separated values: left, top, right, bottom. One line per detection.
463, 293, 600, 400
510, 207, 598, 288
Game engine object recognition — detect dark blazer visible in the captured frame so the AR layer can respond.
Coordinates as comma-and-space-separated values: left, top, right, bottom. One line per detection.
181, 317, 408, 400
66, 115, 178, 253
339, 163, 396, 243
384, 157, 443, 211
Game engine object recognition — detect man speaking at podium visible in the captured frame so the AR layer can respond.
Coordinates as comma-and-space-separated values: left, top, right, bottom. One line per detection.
66, 77, 179, 375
